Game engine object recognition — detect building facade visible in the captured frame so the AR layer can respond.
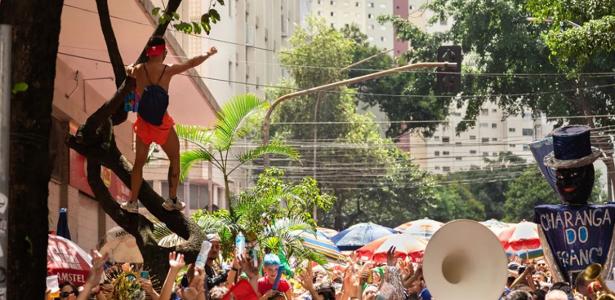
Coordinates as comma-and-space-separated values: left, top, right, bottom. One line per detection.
401, 102, 553, 174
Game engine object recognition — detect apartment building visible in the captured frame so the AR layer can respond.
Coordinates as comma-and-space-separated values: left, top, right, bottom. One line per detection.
307, 0, 450, 56
400, 102, 553, 174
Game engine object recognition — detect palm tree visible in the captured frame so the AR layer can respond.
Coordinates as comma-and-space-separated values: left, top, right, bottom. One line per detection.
175, 94, 299, 212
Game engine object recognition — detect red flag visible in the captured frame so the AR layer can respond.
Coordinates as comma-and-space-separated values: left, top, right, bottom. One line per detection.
223, 279, 258, 300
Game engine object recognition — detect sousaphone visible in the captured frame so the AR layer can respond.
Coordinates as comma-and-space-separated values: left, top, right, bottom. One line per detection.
423, 220, 508, 300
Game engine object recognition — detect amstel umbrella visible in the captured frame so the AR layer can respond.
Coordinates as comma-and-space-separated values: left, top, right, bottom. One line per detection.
294, 229, 342, 260
47, 234, 92, 285
332, 223, 395, 251
100, 227, 144, 264
480, 219, 514, 236
398, 218, 443, 239
355, 233, 427, 262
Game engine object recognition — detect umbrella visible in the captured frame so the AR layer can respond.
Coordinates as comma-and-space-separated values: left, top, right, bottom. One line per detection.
398, 218, 443, 239
47, 234, 92, 285
498, 221, 541, 251
100, 227, 144, 264
355, 233, 428, 263
317, 227, 339, 238
294, 230, 342, 260
480, 219, 513, 236
56, 208, 71, 240
332, 223, 395, 251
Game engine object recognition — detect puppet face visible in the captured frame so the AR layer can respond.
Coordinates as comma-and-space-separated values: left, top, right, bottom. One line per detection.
555, 165, 594, 205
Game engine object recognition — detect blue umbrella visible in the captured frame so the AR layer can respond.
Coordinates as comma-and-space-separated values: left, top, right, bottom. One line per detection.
292, 230, 342, 260
56, 208, 71, 240
332, 222, 395, 251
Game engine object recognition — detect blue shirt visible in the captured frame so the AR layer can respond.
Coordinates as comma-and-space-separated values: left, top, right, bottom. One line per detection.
420, 288, 432, 300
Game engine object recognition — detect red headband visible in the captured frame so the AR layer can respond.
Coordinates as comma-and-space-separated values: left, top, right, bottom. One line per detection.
146, 45, 165, 57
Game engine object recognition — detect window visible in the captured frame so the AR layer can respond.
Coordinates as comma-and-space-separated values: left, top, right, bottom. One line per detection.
433, 136, 440, 140
523, 145, 530, 151
368, 13, 372, 19
435, 166, 440, 170
409, 5, 413, 9
492, 152, 498, 156
370, 24, 375, 30
481, 137, 489, 143
330, 0, 334, 4
483, 152, 489, 157
522, 128, 534, 136
281, 13, 288, 36
330, 11, 334, 16
443, 151, 450, 156
331, 23, 334, 27
434, 151, 440, 156
442, 137, 450, 143
509, 144, 516, 148
481, 109, 489, 116
317, 0, 321, 4
455, 142, 462, 145
227, 61, 233, 84
369, 2, 374, 7
480, 123, 489, 128
452, 112, 462, 117
317, 11, 321, 16
492, 123, 497, 128
491, 137, 498, 142
355, 2, 359, 6
443, 166, 451, 172
509, 128, 516, 133
492, 109, 498, 113
470, 150, 477, 154
456, 157, 462, 161
469, 135, 476, 140
380, 36, 384, 42
440, 18, 448, 26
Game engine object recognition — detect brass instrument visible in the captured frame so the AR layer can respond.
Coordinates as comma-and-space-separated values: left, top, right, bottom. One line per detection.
576, 263, 615, 300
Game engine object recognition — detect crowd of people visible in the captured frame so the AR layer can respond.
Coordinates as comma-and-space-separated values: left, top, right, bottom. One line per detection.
46, 232, 595, 300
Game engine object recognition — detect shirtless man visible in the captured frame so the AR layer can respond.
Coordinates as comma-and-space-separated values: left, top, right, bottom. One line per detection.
122, 36, 217, 213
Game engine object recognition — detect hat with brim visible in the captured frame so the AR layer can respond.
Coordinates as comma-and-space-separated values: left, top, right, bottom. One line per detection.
543, 125, 603, 169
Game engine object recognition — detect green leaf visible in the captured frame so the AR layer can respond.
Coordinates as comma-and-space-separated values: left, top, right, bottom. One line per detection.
192, 22, 202, 35
175, 124, 213, 147
237, 141, 299, 164
209, 9, 220, 23
172, 12, 180, 20
11, 82, 28, 94
217, 0, 225, 5
201, 13, 210, 25
214, 94, 266, 150
202, 22, 212, 34
179, 148, 214, 182
151, 7, 161, 16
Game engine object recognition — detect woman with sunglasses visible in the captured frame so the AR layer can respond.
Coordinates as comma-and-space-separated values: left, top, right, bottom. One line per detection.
59, 282, 79, 300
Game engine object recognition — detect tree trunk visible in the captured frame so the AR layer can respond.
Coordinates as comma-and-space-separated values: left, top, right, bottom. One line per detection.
68, 0, 206, 282
0, 1, 64, 298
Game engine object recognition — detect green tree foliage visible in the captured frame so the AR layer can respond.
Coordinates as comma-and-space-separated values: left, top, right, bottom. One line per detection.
269, 17, 438, 229
429, 183, 486, 221
176, 94, 299, 211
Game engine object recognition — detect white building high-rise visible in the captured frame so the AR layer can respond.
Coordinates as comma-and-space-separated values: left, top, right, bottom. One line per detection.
399, 103, 553, 174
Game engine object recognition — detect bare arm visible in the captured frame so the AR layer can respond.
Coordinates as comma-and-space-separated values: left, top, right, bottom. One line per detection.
77, 250, 107, 300
159, 252, 186, 300
168, 47, 217, 75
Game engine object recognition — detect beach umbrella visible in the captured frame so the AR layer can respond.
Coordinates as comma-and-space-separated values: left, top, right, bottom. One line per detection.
294, 230, 342, 260
317, 227, 339, 238
355, 233, 428, 263
47, 234, 92, 285
480, 219, 514, 236
100, 227, 144, 264
332, 223, 395, 251
398, 218, 443, 239
56, 208, 71, 240
498, 221, 541, 251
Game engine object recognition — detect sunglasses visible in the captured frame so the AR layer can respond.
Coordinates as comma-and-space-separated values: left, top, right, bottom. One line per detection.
60, 290, 75, 297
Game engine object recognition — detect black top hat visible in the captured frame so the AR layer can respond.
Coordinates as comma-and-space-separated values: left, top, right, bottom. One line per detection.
544, 125, 602, 169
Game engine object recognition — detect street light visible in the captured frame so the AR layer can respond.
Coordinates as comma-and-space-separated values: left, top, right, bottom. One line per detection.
261, 61, 457, 166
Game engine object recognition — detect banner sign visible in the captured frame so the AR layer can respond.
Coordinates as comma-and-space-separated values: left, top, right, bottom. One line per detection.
535, 204, 615, 283
529, 137, 559, 195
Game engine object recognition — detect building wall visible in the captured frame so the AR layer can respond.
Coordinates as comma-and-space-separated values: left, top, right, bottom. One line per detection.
405, 103, 553, 174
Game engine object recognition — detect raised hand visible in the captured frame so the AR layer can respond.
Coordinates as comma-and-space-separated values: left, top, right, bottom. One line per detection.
89, 250, 108, 285
169, 251, 186, 271
386, 246, 397, 267
207, 47, 218, 56
298, 263, 315, 291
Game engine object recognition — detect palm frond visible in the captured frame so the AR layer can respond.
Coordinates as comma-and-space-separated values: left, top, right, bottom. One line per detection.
157, 233, 187, 248
237, 141, 299, 164
214, 94, 265, 150
152, 222, 174, 241
179, 148, 215, 182
175, 124, 213, 148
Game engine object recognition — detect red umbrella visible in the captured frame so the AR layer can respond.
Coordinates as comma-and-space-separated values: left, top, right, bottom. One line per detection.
498, 221, 541, 251
355, 233, 428, 263
47, 234, 92, 285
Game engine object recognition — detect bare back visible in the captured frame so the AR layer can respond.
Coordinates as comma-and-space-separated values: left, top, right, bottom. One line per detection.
133, 62, 172, 95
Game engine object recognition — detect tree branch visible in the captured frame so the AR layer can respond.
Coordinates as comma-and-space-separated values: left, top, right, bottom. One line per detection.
95, 0, 125, 87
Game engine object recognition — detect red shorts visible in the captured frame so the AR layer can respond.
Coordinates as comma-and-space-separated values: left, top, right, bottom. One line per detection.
133, 113, 175, 145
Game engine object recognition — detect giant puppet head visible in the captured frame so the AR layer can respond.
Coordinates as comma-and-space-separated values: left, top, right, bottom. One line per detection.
544, 125, 602, 206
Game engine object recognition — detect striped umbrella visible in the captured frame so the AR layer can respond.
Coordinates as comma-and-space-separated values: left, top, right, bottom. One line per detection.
398, 218, 443, 239
294, 230, 342, 260
355, 233, 428, 262
332, 223, 395, 251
